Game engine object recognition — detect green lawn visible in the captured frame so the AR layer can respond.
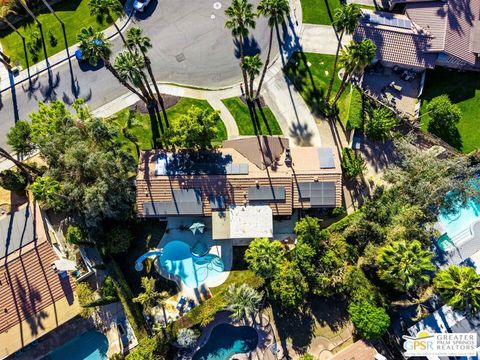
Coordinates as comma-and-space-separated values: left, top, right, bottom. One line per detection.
221, 97, 283, 136
111, 97, 228, 160
283, 52, 354, 127
0, 0, 118, 68
419, 68, 480, 154
301, 0, 341, 25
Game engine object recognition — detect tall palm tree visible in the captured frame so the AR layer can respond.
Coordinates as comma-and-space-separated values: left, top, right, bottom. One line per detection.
17, 0, 48, 62
377, 240, 435, 293
256, 0, 289, 99
114, 50, 152, 101
126, 27, 166, 115
242, 54, 262, 100
77, 26, 147, 103
89, 0, 128, 46
434, 265, 480, 314
226, 283, 263, 324
325, 4, 361, 102
331, 39, 376, 108
133, 277, 169, 313
225, 0, 256, 99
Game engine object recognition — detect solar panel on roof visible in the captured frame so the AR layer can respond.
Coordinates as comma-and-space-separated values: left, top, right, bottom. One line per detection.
248, 186, 286, 201
318, 148, 335, 169
297, 182, 337, 206
366, 13, 412, 29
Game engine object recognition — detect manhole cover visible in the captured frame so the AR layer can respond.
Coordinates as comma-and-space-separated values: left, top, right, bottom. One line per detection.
175, 53, 186, 62
213, 2, 221, 10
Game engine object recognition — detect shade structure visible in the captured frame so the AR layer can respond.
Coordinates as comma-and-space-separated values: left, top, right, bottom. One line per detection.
189, 222, 206, 234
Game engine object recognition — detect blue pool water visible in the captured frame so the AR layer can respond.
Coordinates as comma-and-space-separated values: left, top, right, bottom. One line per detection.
192, 324, 258, 360
438, 200, 480, 238
43, 330, 108, 360
160, 240, 224, 288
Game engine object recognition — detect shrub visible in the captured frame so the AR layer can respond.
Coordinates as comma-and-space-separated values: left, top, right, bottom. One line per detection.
125, 332, 171, 360
347, 86, 363, 131
0, 169, 28, 191
47, 29, 58, 47
299, 354, 315, 360
177, 328, 199, 348
348, 299, 390, 340
364, 105, 397, 141
7, 120, 34, 155
105, 225, 134, 254
341, 147, 365, 178
65, 225, 88, 245
427, 94, 461, 144
76, 282, 96, 318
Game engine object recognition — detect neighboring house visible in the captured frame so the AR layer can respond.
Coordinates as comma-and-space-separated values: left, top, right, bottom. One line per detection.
135, 136, 342, 243
354, 0, 480, 71
0, 204, 79, 359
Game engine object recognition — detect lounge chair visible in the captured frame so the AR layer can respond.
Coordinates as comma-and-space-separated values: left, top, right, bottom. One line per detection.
185, 299, 195, 312
176, 296, 187, 311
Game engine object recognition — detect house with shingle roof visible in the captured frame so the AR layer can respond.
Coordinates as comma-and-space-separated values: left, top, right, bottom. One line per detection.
354, 0, 480, 70
0, 204, 80, 359
135, 137, 342, 241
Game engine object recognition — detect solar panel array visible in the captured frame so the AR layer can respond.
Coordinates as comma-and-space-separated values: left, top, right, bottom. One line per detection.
154, 153, 248, 176
248, 186, 286, 201
366, 13, 412, 29
143, 189, 203, 215
318, 148, 335, 169
298, 182, 336, 206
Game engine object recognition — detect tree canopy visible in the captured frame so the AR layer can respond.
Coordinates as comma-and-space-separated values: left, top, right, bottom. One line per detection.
348, 299, 390, 340
427, 95, 461, 146
7, 99, 136, 229
245, 237, 284, 280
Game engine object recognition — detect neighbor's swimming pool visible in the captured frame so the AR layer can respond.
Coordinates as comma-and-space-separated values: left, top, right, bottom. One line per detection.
192, 323, 258, 360
43, 330, 108, 360
160, 240, 224, 288
437, 199, 480, 250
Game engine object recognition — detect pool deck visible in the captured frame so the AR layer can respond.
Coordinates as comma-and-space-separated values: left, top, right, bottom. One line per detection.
436, 219, 480, 267
182, 311, 276, 360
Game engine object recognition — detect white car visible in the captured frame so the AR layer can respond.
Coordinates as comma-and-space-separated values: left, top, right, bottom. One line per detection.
133, 0, 151, 12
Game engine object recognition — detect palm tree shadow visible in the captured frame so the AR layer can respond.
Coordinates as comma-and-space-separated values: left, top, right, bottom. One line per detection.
247, 101, 261, 135
233, 36, 261, 59
255, 99, 273, 135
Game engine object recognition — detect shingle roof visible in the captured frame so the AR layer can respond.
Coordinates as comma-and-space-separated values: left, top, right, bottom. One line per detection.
354, 23, 437, 68
0, 240, 76, 333
405, 1, 448, 52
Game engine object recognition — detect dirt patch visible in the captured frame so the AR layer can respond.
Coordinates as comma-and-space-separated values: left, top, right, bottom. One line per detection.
239, 95, 267, 108
129, 94, 181, 114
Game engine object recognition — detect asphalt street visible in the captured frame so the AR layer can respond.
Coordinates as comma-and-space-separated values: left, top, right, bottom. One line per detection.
0, 0, 277, 149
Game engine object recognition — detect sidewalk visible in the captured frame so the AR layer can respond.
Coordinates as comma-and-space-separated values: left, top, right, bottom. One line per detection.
0, 11, 132, 93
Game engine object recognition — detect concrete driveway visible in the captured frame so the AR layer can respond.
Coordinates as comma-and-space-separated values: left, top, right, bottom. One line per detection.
0, 0, 274, 148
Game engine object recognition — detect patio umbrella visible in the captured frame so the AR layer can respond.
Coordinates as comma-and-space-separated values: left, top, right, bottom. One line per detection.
189, 222, 205, 234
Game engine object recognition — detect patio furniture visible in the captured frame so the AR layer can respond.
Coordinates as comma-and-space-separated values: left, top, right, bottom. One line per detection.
176, 296, 187, 311
388, 81, 402, 92
189, 222, 205, 234
185, 300, 195, 312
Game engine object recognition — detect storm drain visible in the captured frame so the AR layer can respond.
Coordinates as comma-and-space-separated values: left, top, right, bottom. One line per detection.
175, 53, 186, 62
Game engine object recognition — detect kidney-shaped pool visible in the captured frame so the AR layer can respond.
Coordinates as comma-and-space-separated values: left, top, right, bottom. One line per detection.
193, 323, 258, 360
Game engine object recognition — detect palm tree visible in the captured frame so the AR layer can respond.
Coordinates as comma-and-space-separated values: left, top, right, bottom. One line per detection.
226, 283, 263, 324
126, 27, 166, 115
245, 237, 284, 281
325, 4, 361, 102
242, 54, 262, 100
331, 39, 376, 108
114, 50, 155, 102
133, 277, 169, 313
77, 26, 147, 103
434, 265, 480, 314
0, 147, 39, 181
89, 0, 128, 46
17, 0, 48, 62
225, 0, 256, 99
377, 240, 435, 293
256, 0, 289, 99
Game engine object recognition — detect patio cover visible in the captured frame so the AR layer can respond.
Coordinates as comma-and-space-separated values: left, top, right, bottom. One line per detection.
212, 205, 273, 240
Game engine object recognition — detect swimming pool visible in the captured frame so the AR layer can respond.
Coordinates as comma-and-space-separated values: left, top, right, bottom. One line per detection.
43, 330, 108, 360
437, 199, 480, 250
160, 240, 224, 288
192, 324, 258, 360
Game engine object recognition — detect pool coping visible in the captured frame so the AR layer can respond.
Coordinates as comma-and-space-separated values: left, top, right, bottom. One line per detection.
181, 311, 275, 360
